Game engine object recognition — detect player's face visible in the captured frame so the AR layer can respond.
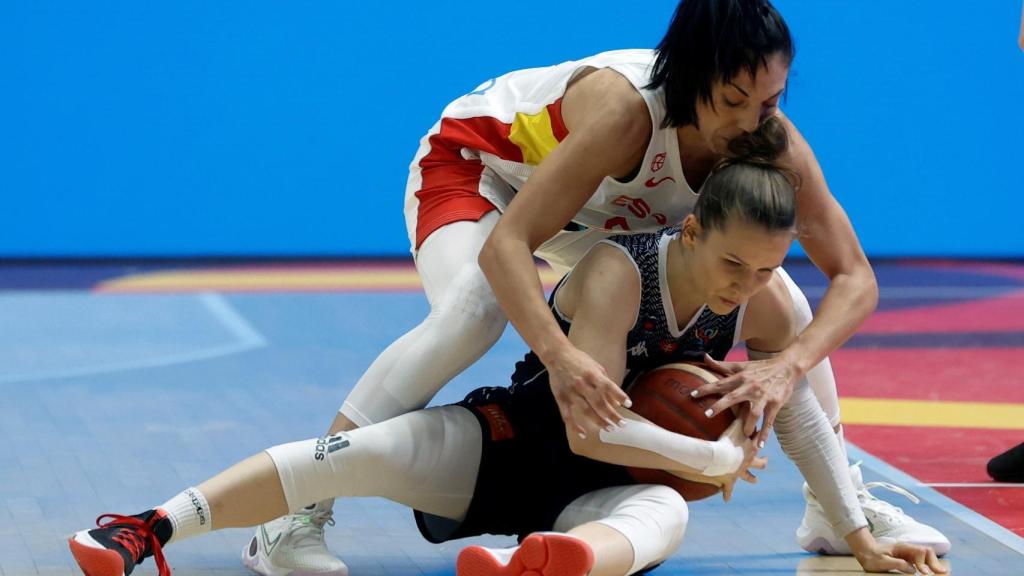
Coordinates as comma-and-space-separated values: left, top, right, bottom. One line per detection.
695, 52, 789, 155
687, 217, 793, 315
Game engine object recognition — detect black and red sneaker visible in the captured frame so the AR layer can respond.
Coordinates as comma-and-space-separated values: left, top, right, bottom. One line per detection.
68, 510, 173, 576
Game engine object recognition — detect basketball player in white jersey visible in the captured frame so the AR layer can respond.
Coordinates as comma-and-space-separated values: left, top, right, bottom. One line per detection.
247, 1, 948, 573
68, 152, 948, 576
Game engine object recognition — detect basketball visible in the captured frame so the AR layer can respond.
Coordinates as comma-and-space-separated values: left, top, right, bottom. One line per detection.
625, 362, 737, 501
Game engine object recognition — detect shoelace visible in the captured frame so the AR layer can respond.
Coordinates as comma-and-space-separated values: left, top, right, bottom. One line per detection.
96, 514, 171, 576
287, 509, 336, 550
859, 481, 921, 525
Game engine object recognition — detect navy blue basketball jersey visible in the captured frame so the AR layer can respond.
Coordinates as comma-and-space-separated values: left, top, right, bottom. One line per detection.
511, 228, 746, 390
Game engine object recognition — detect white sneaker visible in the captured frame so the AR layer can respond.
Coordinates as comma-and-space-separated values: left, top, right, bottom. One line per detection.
242, 500, 349, 576
797, 463, 951, 556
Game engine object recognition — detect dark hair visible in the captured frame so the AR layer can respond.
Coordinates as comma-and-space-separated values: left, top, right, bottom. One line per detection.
648, 0, 794, 128
693, 116, 797, 234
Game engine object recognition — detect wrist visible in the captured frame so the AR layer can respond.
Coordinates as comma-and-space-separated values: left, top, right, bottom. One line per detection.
844, 526, 878, 560
536, 333, 575, 366
705, 438, 743, 476
779, 342, 814, 378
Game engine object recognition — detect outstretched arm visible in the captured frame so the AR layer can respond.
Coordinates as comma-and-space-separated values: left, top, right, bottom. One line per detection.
479, 70, 649, 437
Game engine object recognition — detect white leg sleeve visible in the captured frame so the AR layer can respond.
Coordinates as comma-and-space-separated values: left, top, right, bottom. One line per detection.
774, 381, 867, 538
341, 212, 508, 425
553, 485, 688, 575
776, 267, 842, 427
266, 406, 481, 520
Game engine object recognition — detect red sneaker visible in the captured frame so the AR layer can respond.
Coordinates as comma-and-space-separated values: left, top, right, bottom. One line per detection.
68, 510, 172, 576
457, 533, 594, 576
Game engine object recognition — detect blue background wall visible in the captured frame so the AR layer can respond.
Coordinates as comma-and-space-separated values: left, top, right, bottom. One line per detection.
2, 1, 1022, 258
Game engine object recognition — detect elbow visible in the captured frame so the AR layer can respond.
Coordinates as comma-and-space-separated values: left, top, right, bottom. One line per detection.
857, 262, 879, 312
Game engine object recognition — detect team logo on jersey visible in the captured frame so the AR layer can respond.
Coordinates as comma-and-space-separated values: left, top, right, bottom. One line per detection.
476, 404, 515, 441
628, 341, 649, 358
660, 340, 679, 353
651, 152, 666, 172
642, 319, 656, 331
644, 176, 676, 188
693, 327, 719, 346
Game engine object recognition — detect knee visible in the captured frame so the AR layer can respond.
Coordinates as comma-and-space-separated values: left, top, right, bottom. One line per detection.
610, 485, 689, 573
431, 264, 507, 346
645, 486, 688, 553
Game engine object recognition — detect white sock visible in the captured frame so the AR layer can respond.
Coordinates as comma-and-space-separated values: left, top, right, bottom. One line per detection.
159, 487, 213, 544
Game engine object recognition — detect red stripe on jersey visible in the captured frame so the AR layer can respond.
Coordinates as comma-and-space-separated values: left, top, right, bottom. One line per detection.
547, 98, 568, 142
413, 116, 523, 249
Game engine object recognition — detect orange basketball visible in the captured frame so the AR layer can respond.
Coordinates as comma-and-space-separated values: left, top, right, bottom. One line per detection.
625, 362, 736, 501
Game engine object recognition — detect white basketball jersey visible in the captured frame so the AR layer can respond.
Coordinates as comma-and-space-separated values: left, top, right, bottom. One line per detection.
437, 49, 698, 233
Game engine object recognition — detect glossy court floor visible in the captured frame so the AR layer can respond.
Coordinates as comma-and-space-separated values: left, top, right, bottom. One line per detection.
1, 260, 1022, 575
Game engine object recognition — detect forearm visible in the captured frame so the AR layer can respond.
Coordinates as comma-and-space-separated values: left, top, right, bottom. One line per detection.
479, 232, 573, 363
570, 410, 741, 477
775, 380, 867, 537
782, 264, 877, 375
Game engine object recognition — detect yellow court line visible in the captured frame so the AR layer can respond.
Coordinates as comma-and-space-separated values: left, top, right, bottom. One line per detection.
839, 397, 1024, 430
96, 267, 564, 292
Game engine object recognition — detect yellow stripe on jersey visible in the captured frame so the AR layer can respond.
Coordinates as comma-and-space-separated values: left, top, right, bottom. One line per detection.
509, 108, 560, 165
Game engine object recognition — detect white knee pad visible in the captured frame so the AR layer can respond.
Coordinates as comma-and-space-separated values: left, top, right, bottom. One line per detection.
265, 433, 372, 513
604, 485, 687, 574
776, 268, 842, 427
557, 484, 688, 575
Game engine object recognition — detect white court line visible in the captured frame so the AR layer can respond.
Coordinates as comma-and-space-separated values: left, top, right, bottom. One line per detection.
799, 286, 1024, 299
847, 444, 1024, 556
0, 293, 266, 384
198, 293, 266, 348
921, 483, 1024, 488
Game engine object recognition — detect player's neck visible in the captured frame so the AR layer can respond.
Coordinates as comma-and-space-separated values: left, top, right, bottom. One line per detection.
666, 238, 705, 329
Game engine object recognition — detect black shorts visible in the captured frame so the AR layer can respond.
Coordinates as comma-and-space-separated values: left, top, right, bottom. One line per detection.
414, 384, 632, 543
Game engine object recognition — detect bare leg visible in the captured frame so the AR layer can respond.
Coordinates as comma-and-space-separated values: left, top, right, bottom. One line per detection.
199, 453, 289, 529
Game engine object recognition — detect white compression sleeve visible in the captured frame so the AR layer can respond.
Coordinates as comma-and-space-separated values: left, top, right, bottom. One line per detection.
748, 349, 867, 537
266, 406, 481, 520
598, 418, 744, 477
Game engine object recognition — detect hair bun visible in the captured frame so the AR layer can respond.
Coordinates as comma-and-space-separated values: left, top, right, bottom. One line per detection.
726, 115, 789, 162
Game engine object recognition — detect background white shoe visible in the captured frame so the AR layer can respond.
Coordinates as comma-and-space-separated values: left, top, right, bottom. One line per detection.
242, 500, 349, 576
797, 463, 951, 556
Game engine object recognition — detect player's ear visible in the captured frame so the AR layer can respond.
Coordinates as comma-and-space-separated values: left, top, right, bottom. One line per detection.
681, 214, 702, 249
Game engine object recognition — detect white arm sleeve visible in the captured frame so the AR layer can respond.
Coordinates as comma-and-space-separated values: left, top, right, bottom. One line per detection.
599, 418, 744, 476
748, 349, 867, 537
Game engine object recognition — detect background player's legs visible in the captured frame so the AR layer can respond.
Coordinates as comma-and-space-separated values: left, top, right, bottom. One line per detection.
333, 211, 506, 432
459, 485, 687, 576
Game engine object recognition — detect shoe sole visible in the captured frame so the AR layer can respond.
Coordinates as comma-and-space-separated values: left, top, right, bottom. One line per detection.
241, 536, 349, 576
68, 531, 126, 576
457, 533, 594, 576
